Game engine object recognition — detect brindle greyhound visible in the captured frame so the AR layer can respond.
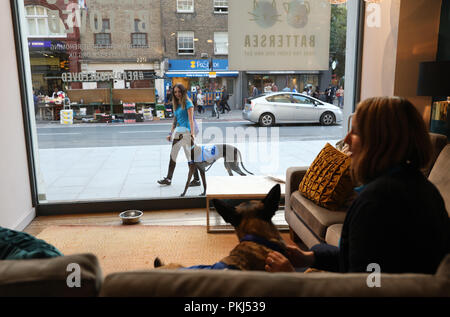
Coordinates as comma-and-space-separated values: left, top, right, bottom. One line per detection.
180, 136, 253, 197
154, 184, 286, 271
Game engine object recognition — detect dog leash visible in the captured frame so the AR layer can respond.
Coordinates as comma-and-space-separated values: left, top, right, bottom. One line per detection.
240, 234, 287, 257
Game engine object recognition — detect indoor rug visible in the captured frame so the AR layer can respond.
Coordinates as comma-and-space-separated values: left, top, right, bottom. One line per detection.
36, 225, 293, 276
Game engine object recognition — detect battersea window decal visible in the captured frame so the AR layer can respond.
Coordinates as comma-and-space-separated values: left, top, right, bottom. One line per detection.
61, 71, 145, 82
228, 0, 331, 71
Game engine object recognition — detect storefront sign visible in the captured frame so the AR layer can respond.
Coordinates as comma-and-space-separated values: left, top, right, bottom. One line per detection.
61, 71, 144, 82
168, 59, 229, 71
228, 0, 331, 71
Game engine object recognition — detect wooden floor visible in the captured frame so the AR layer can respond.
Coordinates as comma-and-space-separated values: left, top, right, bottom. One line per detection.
24, 208, 289, 237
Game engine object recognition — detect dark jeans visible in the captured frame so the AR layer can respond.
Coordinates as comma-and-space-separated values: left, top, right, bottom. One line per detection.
165, 132, 199, 181
220, 101, 230, 113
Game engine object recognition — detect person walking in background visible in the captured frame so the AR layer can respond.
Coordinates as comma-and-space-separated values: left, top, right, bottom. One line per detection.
196, 89, 205, 114
336, 86, 344, 108
157, 83, 200, 187
271, 83, 278, 92
220, 86, 231, 114
251, 85, 259, 97
264, 96, 449, 274
312, 86, 320, 99
292, 85, 298, 93
325, 85, 334, 104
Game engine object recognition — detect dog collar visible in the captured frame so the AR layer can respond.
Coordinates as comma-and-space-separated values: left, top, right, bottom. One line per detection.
240, 234, 287, 256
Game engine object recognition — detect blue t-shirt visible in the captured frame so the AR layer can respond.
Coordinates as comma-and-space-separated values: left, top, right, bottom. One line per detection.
174, 99, 194, 133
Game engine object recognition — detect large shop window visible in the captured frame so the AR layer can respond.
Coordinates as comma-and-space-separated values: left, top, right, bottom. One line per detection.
13, 0, 359, 211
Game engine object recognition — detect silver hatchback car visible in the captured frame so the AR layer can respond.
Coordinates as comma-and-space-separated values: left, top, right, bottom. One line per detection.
242, 92, 343, 127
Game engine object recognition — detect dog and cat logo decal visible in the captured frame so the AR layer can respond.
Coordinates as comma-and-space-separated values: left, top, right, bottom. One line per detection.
248, 0, 310, 29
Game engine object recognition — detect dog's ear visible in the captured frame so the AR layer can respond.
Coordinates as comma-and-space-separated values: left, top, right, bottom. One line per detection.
261, 184, 281, 220
212, 199, 241, 227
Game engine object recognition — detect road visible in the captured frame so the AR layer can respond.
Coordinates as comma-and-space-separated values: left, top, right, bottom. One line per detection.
36, 120, 345, 149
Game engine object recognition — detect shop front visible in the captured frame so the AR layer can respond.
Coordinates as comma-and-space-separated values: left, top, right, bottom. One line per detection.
245, 71, 322, 97
165, 59, 240, 108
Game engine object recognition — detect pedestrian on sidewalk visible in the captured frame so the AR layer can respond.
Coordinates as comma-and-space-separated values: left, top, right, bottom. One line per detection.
196, 89, 205, 114
220, 86, 231, 114
336, 86, 344, 108
212, 95, 220, 119
157, 83, 200, 187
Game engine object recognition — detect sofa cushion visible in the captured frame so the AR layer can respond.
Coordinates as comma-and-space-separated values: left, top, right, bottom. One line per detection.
298, 143, 353, 210
0, 253, 102, 297
290, 191, 346, 241
428, 144, 450, 216
99, 263, 449, 297
0, 226, 62, 260
325, 224, 343, 247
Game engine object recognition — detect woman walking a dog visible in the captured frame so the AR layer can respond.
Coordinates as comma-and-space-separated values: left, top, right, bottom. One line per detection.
157, 84, 201, 187
265, 96, 449, 274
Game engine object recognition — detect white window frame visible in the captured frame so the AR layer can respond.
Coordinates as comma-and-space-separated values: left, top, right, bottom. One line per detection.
177, 31, 195, 55
177, 0, 194, 13
214, 32, 228, 55
213, 0, 228, 14
25, 5, 66, 38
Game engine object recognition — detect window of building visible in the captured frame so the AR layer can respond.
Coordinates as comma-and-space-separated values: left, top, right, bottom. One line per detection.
214, 0, 228, 13
94, 19, 111, 48
25, 5, 66, 37
177, 0, 194, 13
131, 19, 148, 48
214, 32, 228, 55
178, 31, 194, 55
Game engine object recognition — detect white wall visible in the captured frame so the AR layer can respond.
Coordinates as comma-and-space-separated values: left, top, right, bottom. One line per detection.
0, 1, 35, 230
360, 0, 441, 116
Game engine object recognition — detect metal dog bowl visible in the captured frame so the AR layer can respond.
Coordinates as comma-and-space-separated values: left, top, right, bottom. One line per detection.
119, 210, 143, 225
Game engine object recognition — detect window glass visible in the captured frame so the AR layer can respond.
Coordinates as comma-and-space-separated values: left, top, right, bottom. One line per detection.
178, 31, 194, 54
177, 0, 194, 13
214, 32, 228, 55
266, 94, 292, 103
15, 0, 355, 206
214, 0, 228, 13
292, 95, 314, 104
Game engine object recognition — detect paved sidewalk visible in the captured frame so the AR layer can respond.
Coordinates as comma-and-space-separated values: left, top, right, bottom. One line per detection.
38, 138, 340, 202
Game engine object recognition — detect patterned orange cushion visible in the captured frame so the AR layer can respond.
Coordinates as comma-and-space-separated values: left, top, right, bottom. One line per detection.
298, 143, 353, 210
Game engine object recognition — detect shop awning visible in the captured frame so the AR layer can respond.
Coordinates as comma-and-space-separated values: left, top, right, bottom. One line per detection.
165, 71, 239, 78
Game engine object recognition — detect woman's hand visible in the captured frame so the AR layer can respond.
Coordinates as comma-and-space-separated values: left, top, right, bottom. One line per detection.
265, 245, 315, 273
265, 251, 295, 272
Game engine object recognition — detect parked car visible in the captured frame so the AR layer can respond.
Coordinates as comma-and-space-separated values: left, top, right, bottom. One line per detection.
242, 92, 343, 127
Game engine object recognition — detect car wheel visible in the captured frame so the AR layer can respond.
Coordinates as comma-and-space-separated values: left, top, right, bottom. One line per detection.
320, 112, 335, 126
259, 113, 275, 127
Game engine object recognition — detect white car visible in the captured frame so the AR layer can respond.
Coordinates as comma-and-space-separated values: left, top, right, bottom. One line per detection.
242, 92, 343, 127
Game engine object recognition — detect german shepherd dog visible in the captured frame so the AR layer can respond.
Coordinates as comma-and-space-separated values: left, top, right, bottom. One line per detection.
155, 184, 286, 271
180, 138, 253, 197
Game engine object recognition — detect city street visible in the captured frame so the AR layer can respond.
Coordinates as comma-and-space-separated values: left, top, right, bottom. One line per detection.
36, 117, 344, 149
